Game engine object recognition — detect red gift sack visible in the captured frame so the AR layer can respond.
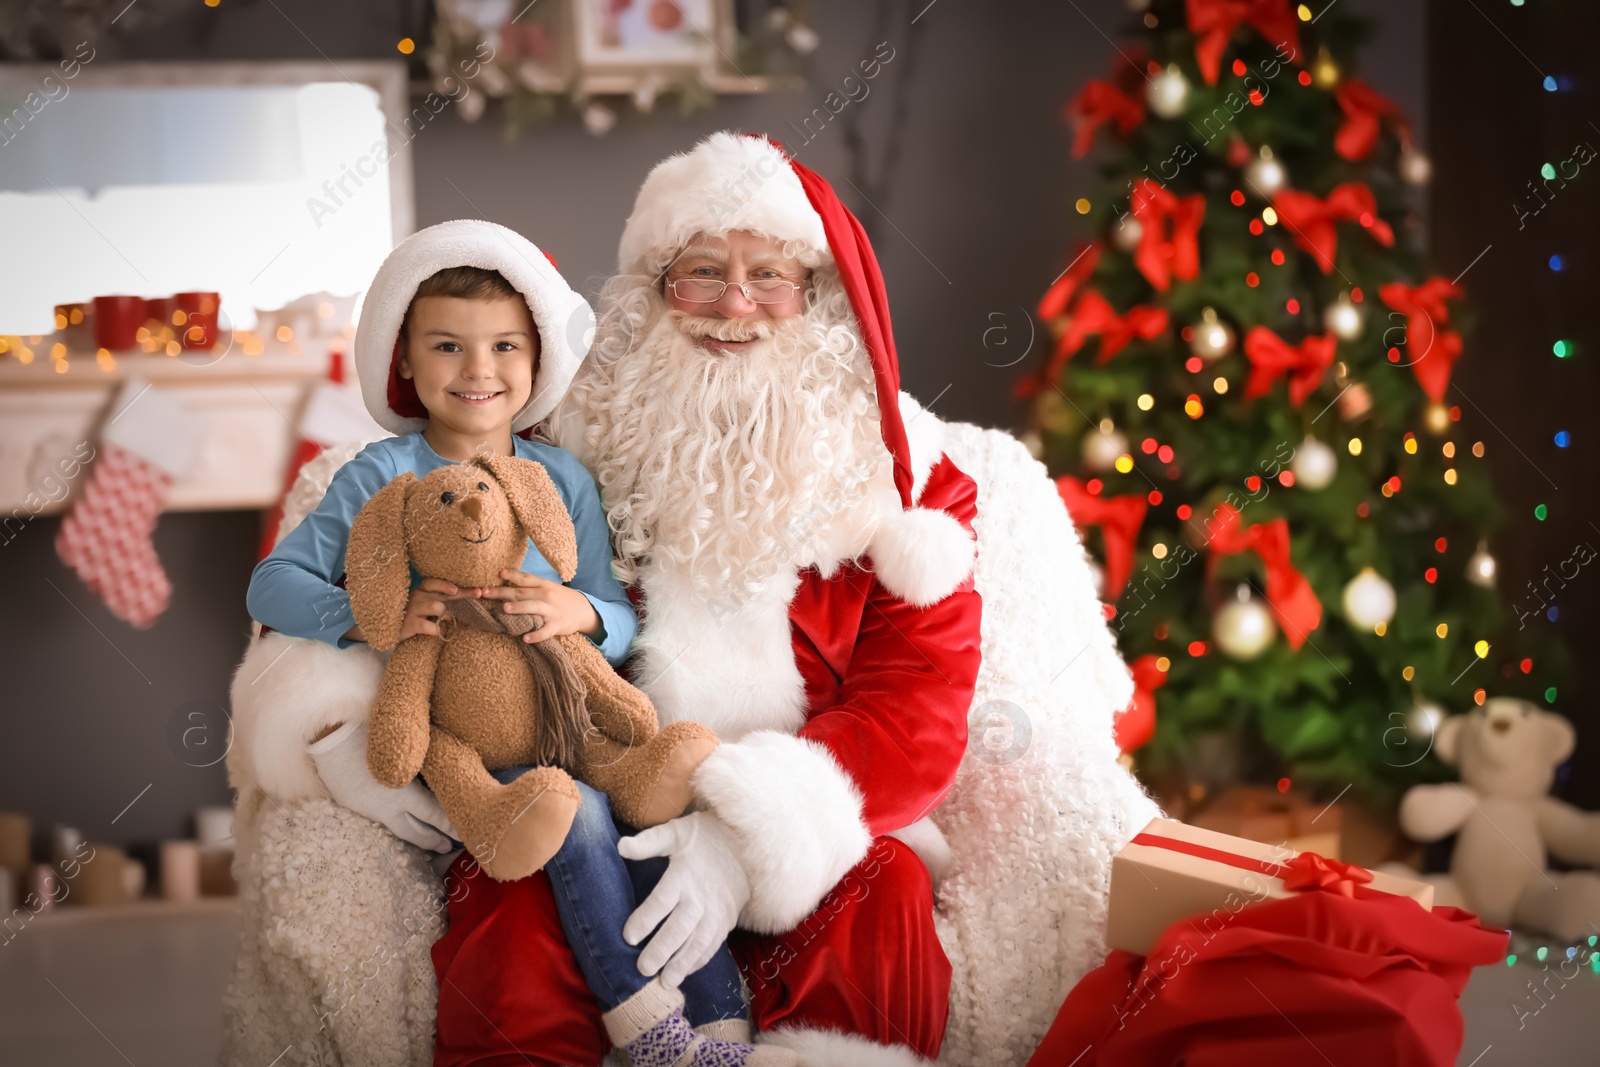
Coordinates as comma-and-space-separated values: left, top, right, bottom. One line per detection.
1027, 892, 1506, 1067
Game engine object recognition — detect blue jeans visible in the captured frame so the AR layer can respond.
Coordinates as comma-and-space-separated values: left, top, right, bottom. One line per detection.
446, 767, 746, 1027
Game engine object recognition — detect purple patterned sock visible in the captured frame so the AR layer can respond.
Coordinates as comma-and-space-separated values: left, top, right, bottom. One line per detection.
624, 1010, 777, 1067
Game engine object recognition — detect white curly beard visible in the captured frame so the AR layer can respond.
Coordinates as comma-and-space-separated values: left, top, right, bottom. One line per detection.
548, 270, 891, 606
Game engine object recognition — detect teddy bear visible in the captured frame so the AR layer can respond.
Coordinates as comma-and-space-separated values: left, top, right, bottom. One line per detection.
1399, 697, 1600, 941
345, 451, 720, 882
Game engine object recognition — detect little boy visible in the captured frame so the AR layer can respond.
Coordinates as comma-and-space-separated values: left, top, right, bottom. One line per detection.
247, 220, 787, 1064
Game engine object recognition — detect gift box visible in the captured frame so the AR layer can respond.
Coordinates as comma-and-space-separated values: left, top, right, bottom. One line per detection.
1107, 817, 1433, 957
1187, 784, 1342, 859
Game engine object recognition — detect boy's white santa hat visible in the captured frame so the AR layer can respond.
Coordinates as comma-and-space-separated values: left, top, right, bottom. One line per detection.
620, 130, 975, 608
353, 218, 594, 437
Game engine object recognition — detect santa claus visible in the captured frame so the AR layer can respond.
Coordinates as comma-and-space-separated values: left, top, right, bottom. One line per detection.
225, 129, 1155, 1067
431, 131, 987, 1065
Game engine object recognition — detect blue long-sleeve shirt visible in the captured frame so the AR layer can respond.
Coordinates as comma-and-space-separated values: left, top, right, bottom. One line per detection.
246, 432, 637, 667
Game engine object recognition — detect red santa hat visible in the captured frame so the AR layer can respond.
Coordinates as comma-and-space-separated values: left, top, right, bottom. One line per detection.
354, 218, 594, 437
619, 131, 975, 606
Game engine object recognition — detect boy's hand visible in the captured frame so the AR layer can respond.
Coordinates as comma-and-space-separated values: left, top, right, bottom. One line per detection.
477, 569, 601, 644
398, 577, 462, 642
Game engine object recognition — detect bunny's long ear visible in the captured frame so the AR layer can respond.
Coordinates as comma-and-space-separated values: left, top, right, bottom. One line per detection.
470, 453, 578, 583
345, 472, 418, 650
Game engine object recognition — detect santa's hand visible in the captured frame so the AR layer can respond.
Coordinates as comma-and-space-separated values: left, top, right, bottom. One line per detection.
619, 810, 750, 987
308, 720, 459, 853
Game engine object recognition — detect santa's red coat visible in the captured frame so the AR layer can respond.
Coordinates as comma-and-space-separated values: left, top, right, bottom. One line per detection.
432, 455, 984, 1064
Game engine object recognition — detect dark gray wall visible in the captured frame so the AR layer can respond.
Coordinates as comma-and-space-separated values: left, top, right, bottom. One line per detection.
0, 0, 1426, 849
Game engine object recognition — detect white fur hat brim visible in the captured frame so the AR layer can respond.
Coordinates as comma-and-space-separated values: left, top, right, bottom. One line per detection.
354, 219, 595, 436
618, 131, 826, 275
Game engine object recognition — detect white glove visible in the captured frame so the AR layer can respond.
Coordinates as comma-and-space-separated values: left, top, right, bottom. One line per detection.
307, 720, 459, 853
618, 810, 751, 988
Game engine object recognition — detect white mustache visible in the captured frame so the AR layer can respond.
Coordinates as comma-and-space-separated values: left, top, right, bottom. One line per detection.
668, 310, 777, 343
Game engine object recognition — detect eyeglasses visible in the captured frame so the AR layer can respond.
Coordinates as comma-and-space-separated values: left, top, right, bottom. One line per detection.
665, 277, 806, 304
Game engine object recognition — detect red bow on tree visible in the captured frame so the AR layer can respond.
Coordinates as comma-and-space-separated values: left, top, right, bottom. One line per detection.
1280, 851, 1378, 897
1052, 289, 1170, 371
1379, 277, 1464, 403
1116, 654, 1167, 754
1272, 182, 1395, 274
1056, 476, 1149, 599
1185, 0, 1301, 85
1335, 80, 1411, 162
1036, 243, 1102, 321
1242, 327, 1336, 407
1067, 81, 1145, 159
1206, 503, 1322, 647
1129, 179, 1205, 291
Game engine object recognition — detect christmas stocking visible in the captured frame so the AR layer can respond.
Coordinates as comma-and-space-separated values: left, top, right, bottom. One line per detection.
56, 377, 203, 628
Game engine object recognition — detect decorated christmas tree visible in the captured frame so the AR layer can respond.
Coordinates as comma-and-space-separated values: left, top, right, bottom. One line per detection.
1024, 0, 1564, 802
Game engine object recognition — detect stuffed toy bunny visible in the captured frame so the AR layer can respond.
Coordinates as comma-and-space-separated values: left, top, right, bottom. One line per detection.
1400, 697, 1600, 941
345, 451, 719, 882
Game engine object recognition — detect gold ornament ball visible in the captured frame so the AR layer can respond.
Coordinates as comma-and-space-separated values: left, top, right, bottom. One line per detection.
1323, 295, 1365, 341
1191, 308, 1235, 360
1082, 422, 1130, 471
1343, 567, 1396, 629
1214, 590, 1277, 660
1466, 541, 1497, 588
1313, 48, 1340, 88
1147, 66, 1190, 119
1424, 403, 1452, 435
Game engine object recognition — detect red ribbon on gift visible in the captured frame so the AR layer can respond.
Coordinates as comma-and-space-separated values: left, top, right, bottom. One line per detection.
1130, 830, 1384, 900
1241, 327, 1336, 407
1380, 277, 1464, 403
1185, 0, 1301, 85
1052, 289, 1170, 370
1067, 81, 1145, 159
1272, 182, 1395, 274
1335, 80, 1411, 162
1130, 179, 1205, 292
1205, 503, 1322, 646
1056, 476, 1149, 599
1116, 655, 1167, 754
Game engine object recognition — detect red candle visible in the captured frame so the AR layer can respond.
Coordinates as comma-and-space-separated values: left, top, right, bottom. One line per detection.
176, 291, 221, 350
93, 295, 146, 351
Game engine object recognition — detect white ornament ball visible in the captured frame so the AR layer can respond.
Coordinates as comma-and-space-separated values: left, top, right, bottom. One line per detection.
1191, 308, 1235, 360
1291, 437, 1338, 490
1343, 568, 1396, 629
1082, 425, 1129, 471
1245, 152, 1287, 198
1400, 144, 1433, 186
1323, 294, 1365, 341
1406, 701, 1446, 743
1147, 66, 1190, 119
1466, 541, 1497, 588
1214, 593, 1277, 660
1112, 214, 1144, 251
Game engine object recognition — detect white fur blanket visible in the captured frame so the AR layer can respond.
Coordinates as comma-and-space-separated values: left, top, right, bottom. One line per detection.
222, 423, 1156, 1066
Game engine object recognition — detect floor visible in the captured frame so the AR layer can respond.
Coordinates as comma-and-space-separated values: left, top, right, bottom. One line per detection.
0, 902, 1592, 1065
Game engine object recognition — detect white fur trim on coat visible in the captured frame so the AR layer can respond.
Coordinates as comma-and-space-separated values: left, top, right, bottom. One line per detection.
354, 218, 595, 436
760, 1027, 937, 1067
863, 393, 975, 607
618, 132, 825, 275
229, 631, 387, 803
691, 731, 873, 935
